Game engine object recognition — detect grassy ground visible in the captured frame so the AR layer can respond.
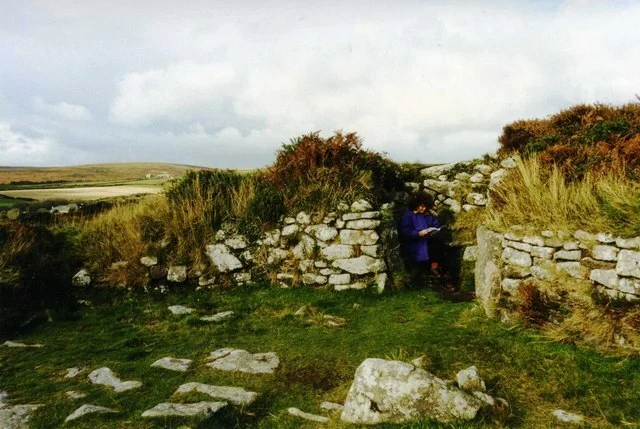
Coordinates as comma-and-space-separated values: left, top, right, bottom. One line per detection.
1, 286, 639, 428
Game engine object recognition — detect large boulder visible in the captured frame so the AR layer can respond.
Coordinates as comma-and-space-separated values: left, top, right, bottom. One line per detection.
475, 227, 504, 318
205, 244, 243, 272
341, 358, 484, 425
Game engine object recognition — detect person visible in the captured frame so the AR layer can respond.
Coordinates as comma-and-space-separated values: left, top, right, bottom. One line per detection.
400, 192, 450, 290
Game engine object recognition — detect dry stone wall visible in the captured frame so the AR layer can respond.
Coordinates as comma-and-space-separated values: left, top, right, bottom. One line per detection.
471, 225, 640, 318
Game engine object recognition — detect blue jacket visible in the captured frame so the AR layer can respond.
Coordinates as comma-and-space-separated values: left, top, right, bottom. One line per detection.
400, 210, 440, 262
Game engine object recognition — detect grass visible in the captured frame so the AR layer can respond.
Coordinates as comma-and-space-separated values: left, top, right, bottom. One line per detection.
1, 285, 639, 428
485, 156, 640, 236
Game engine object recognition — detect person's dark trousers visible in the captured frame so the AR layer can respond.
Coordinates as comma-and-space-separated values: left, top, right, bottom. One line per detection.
408, 260, 430, 289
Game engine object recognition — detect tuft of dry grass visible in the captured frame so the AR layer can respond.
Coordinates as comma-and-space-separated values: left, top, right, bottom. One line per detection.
486, 156, 640, 236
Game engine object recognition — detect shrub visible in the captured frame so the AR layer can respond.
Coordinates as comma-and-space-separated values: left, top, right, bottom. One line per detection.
0, 221, 77, 333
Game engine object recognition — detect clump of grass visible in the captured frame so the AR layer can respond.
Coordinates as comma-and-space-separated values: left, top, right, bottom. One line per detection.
486, 156, 640, 236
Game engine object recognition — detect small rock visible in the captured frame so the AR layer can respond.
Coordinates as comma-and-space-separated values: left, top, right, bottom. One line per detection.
65, 404, 118, 422
142, 402, 227, 418
591, 245, 619, 262
198, 276, 216, 287
205, 244, 243, 272
615, 236, 640, 249
206, 348, 280, 374
64, 367, 82, 378
200, 311, 235, 323
351, 199, 373, 213
552, 409, 584, 425
320, 401, 344, 412
168, 305, 194, 315
175, 382, 257, 406
411, 355, 429, 369
65, 391, 87, 400
1, 341, 43, 348
88, 367, 142, 392
287, 407, 329, 423
140, 256, 158, 267
224, 235, 248, 250
0, 403, 42, 428
151, 357, 192, 372
469, 172, 485, 183
456, 366, 486, 392
167, 266, 187, 283
296, 211, 311, 224
595, 232, 615, 243
72, 269, 91, 287
554, 250, 582, 261
500, 157, 517, 168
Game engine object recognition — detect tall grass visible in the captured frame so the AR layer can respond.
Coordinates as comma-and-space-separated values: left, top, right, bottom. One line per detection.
486, 156, 640, 236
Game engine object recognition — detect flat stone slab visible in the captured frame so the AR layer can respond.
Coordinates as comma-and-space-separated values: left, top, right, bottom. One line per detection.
141, 401, 227, 418
200, 311, 235, 323
206, 348, 280, 374
88, 367, 142, 392
151, 357, 192, 372
1, 341, 43, 348
287, 407, 329, 423
0, 404, 43, 429
175, 382, 257, 406
65, 404, 118, 422
64, 367, 82, 378
168, 305, 194, 315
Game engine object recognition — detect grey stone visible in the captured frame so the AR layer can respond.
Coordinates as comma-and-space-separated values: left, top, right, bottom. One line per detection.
618, 278, 640, 297
296, 211, 311, 224
503, 240, 532, 252
616, 236, 640, 249
240, 250, 253, 264
530, 246, 554, 259
420, 163, 457, 178
1, 341, 43, 348
65, 391, 87, 400
292, 235, 316, 260
284, 216, 296, 224
554, 250, 581, 261
592, 245, 619, 261
541, 230, 555, 238
462, 204, 476, 212
320, 268, 340, 276
563, 241, 580, 250
455, 172, 471, 181
198, 276, 216, 287
544, 237, 564, 248
267, 248, 289, 265
351, 199, 373, 213
616, 250, 640, 278
342, 211, 381, 221
65, 404, 118, 422
405, 182, 420, 192
233, 272, 251, 284
140, 256, 158, 266
500, 157, 517, 168
590, 270, 618, 289
456, 366, 486, 393
305, 225, 338, 242
261, 229, 281, 246
522, 235, 545, 246
206, 244, 243, 272
168, 305, 194, 315
332, 255, 386, 275
334, 282, 367, 291
335, 219, 346, 229
552, 409, 584, 425
206, 348, 280, 374
475, 227, 504, 318
302, 273, 327, 285
293, 306, 307, 316
224, 235, 248, 250
340, 229, 379, 245
50, 203, 78, 214
424, 179, 459, 197
463, 246, 478, 262
298, 259, 313, 272
314, 260, 327, 268
574, 230, 595, 242
443, 198, 462, 213
361, 245, 380, 257
345, 219, 381, 230
503, 265, 530, 279
474, 164, 493, 175
142, 402, 227, 418
320, 401, 344, 412
502, 247, 532, 268
466, 193, 487, 206
288, 407, 329, 423
151, 357, 192, 372
375, 273, 388, 293
340, 358, 483, 425
557, 262, 588, 279
329, 274, 351, 285
595, 232, 615, 243
0, 404, 42, 429
489, 169, 507, 189
88, 367, 142, 392
469, 172, 485, 183
504, 231, 523, 241
72, 269, 91, 287
531, 265, 553, 281
65, 367, 82, 378
167, 266, 187, 283
281, 224, 300, 238
501, 278, 522, 294
175, 382, 257, 406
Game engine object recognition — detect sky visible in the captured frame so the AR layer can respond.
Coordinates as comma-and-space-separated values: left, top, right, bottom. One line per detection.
1, 0, 639, 168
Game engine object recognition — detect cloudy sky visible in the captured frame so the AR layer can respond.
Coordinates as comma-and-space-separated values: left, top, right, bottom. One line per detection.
1, 0, 639, 168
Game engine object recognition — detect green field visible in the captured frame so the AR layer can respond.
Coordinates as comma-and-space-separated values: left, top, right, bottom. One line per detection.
2, 285, 638, 428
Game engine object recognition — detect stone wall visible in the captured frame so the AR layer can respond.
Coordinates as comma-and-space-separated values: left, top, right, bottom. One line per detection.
471, 225, 640, 319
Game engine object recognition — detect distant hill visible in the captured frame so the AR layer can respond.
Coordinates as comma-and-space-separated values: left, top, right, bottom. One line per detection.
0, 162, 212, 186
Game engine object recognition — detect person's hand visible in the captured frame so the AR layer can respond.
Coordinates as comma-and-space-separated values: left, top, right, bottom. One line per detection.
418, 229, 428, 237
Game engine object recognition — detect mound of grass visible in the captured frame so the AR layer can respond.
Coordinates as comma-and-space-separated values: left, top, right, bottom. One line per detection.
498, 102, 640, 180
1, 286, 639, 428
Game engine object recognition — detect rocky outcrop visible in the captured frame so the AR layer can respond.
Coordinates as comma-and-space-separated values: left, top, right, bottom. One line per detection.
206, 348, 280, 374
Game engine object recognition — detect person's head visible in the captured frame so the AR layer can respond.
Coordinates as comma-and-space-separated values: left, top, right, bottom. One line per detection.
408, 192, 433, 213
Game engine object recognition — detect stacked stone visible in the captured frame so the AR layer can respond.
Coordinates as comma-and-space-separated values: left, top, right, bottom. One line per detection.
496, 227, 640, 301
406, 156, 516, 214
405, 155, 516, 213
204, 199, 388, 292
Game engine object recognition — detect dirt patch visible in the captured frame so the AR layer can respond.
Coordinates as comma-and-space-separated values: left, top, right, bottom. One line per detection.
1, 186, 162, 201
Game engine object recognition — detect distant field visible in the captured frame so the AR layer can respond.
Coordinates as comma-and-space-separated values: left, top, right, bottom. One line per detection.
1, 185, 163, 202
0, 162, 209, 187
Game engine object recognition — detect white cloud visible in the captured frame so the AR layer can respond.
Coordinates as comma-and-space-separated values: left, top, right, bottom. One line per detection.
0, 122, 55, 165
109, 61, 236, 125
33, 97, 93, 121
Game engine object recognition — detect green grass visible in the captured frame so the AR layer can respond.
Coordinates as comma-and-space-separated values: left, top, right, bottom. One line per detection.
1, 286, 639, 428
